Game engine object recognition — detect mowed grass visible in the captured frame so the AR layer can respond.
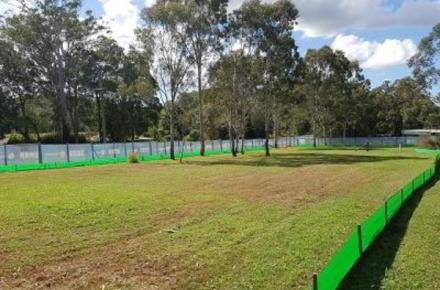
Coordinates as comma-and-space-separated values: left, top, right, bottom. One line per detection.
343, 163, 440, 290
0, 147, 434, 289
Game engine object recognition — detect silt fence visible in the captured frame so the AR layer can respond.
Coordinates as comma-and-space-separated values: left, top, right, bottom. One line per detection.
312, 153, 439, 290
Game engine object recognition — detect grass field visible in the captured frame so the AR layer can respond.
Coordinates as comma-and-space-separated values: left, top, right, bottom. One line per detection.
343, 162, 440, 290
0, 147, 434, 289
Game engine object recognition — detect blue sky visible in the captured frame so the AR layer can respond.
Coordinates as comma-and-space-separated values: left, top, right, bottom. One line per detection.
3, 0, 438, 87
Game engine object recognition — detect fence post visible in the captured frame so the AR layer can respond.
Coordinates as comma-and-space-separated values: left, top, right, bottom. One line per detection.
357, 225, 363, 256
131, 141, 135, 153
148, 141, 153, 155
124, 142, 128, 157
66, 143, 70, 163
3, 144, 7, 166
91, 143, 95, 160
400, 189, 404, 205
385, 200, 388, 223
113, 142, 117, 158
313, 273, 318, 290
38, 143, 42, 164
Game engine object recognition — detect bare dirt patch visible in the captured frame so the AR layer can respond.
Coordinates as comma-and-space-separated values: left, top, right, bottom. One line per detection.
2, 233, 179, 290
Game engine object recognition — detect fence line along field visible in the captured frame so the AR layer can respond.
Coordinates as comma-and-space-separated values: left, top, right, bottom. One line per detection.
0, 147, 434, 289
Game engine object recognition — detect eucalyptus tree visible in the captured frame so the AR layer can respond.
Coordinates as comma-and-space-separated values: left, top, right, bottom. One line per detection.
231, 0, 300, 156
0, 84, 18, 139
208, 51, 252, 157
117, 47, 156, 141
303, 46, 362, 145
175, 0, 228, 156
140, 2, 192, 160
0, 0, 103, 142
0, 38, 38, 141
88, 36, 124, 143
409, 23, 440, 99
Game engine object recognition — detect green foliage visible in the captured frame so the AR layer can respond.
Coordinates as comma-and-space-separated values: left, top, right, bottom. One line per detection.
409, 23, 440, 91
6, 133, 27, 144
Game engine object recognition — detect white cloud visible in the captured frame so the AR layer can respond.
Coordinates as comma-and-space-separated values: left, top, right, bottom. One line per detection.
226, 0, 440, 38
294, 0, 440, 38
98, 0, 141, 50
331, 34, 417, 69
145, 0, 156, 8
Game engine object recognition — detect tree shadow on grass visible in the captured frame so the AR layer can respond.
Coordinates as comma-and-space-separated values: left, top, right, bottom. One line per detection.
183, 152, 426, 169
339, 171, 439, 290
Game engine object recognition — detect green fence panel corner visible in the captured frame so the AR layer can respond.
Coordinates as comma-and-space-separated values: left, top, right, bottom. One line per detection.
316, 229, 360, 290
313, 153, 439, 290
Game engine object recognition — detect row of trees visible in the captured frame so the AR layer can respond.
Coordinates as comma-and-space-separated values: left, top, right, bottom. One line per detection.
1, 0, 439, 159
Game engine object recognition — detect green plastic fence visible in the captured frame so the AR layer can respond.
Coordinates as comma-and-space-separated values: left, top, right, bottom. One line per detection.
0, 146, 266, 173
313, 155, 438, 290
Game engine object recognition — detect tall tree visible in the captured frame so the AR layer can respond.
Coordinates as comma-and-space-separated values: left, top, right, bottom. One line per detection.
209, 51, 252, 157
179, 0, 228, 156
409, 23, 440, 99
141, 2, 191, 160
1, 0, 103, 142
117, 47, 156, 141
90, 36, 124, 143
303, 46, 360, 145
232, 0, 300, 155
0, 38, 38, 141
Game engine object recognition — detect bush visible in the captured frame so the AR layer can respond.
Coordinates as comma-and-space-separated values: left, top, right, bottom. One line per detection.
416, 135, 440, 148
128, 152, 139, 163
6, 133, 27, 144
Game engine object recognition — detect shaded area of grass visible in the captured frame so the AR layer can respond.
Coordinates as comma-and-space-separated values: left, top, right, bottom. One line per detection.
341, 170, 440, 290
184, 151, 424, 168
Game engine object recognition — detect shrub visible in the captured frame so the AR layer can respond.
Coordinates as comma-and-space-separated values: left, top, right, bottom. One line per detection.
7, 133, 27, 144
416, 135, 440, 148
128, 152, 139, 163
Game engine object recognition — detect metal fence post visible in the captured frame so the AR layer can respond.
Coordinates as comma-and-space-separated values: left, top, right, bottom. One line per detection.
313, 273, 318, 290
66, 143, 70, 163
113, 142, 117, 158
4, 144, 8, 166
38, 143, 42, 164
124, 142, 128, 157
148, 141, 152, 155
91, 143, 95, 160
384, 201, 388, 223
400, 189, 404, 205
357, 225, 363, 256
